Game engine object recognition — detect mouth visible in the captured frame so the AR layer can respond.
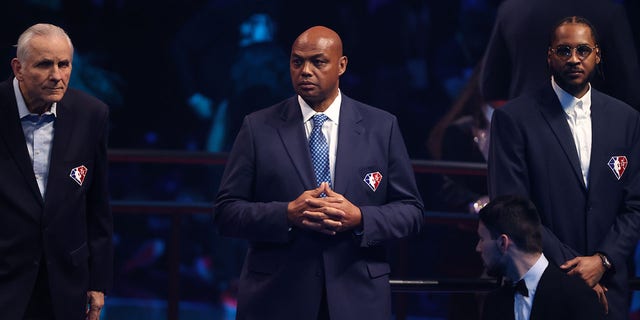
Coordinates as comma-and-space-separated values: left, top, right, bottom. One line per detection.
564, 69, 584, 79
298, 82, 315, 89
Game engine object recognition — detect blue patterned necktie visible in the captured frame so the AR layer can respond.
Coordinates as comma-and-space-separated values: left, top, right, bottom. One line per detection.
309, 114, 331, 191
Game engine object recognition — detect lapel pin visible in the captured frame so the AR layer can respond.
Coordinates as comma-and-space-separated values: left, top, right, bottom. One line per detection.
363, 171, 383, 192
69, 165, 88, 186
608, 156, 628, 180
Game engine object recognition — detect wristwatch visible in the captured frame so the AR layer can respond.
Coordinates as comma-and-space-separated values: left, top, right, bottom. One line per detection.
596, 253, 612, 270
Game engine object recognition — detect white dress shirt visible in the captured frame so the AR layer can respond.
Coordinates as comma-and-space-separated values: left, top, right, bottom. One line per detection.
514, 253, 549, 320
551, 77, 592, 187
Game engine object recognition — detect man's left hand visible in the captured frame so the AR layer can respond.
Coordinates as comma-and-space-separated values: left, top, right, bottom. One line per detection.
86, 291, 105, 320
560, 255, 605, 287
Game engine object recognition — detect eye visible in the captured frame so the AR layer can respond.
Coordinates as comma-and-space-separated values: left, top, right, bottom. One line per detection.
576, 45, 594, 57
313, 60, 327, 67
554, 45, 572, 57
291, 59, 301, 67
58, 61, 71, 68
35, 60, 54, 68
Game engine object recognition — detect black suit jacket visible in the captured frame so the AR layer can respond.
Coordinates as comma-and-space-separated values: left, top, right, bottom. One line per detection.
481, 0, 640, 109
214, 94, 424, 320
0, 79, 113, 320
489, 83, 640, 319
482, 264, 605, 320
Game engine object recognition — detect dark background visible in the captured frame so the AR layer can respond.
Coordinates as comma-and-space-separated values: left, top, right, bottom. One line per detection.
2, 0, 639, 319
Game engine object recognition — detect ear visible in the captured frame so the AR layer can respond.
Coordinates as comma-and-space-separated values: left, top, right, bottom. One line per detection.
11, 58, 23, 80
546, 47, 553, 68
496, 234, 509, 253
595, 47, 601, 64
338, 55, 347, 76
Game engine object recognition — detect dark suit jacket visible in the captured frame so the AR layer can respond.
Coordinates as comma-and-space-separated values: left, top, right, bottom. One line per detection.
482, 264, 605, 320
489, 83, 640, 319
214, 94, 424, 320
481, 0, 640, 109
439, 116, 488, 211
0, 79, 113, 320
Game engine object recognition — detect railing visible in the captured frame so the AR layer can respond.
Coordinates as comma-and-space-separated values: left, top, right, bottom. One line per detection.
107, 150, 638, 319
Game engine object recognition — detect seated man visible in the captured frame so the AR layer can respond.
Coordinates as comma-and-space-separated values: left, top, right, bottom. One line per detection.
476, 195, 605, 319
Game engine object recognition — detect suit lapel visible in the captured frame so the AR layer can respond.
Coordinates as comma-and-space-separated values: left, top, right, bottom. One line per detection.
277, 98, 316, 190
0, 81, 43, 204
334, 95, 364, 194
537, 86, 586, 189
587, 91, 607, 192
44, 99, 76, 206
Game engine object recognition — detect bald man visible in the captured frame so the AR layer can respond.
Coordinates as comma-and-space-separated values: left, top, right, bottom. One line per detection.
214, 26, 424, 320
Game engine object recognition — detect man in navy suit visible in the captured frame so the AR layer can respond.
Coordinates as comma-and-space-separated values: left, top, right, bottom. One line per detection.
481, 0, 640, 110
477, 195, 604, 320
489, 16, 640, 319
0, 24, 112, 319
214, 26, 424, 319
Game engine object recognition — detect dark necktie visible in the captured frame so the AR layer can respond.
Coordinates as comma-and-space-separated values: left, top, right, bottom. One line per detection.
513, 279, 529, 297
22, 113, 55, 124
309, 114, 331, 192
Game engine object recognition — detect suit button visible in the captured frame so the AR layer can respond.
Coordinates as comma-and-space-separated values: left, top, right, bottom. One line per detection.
33, 260, 39, 267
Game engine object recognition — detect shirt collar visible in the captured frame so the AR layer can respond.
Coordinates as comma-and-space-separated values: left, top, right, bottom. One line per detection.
299, 90, 341, 125
13, 77, 57, 119
551, 76, 591, 116
483, 103, 494, 125
520, 253, 549, 297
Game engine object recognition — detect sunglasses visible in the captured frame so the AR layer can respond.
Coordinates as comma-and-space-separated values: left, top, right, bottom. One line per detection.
549, 44, 598, 60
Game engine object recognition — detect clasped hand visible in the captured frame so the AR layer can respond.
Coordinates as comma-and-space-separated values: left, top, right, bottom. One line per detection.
287, 182, 362, 235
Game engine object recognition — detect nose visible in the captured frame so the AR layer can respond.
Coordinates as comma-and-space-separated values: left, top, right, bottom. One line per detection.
567, 49, 581, 64
49, 65, 63, 81
301, 61, 312, 76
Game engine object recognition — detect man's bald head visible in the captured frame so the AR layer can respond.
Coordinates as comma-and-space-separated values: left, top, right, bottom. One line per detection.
293, 26, 343, 56
290, 26, 347, 111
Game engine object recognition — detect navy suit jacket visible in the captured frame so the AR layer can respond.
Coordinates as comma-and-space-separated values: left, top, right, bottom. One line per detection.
0, 79, 113, 320
482, 264, 605, 320
214, 94, 424, 320
481, 0, 640, 109
489, 83, 640, 319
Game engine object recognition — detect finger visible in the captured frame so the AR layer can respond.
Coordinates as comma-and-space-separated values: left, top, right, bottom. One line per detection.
323, 184, 338, 196
322, 219, 342, 231
88, 309, 101, 320
309, 183, 327, 197
303, 210, 330, 221
321, 207, 346, 220
560, 258, 578, 269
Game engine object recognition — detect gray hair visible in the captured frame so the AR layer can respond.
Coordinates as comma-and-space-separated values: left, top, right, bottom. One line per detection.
15, 23, 74, 61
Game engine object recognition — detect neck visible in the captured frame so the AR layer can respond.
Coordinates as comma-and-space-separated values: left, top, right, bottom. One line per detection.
306, 90, 339, 112
507, 251, 541, 281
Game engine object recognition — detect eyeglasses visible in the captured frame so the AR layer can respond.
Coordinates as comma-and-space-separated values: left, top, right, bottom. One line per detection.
549, 44, 597, 60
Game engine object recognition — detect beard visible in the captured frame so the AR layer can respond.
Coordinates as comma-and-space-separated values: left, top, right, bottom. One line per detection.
484, 260, 506, 278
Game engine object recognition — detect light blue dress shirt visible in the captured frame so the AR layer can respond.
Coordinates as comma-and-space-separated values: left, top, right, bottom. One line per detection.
13, 77, 57, 199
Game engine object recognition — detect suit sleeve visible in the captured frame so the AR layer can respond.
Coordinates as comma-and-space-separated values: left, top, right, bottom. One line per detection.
480, 12, 511, 102
489, 108, 580, 261
357, 117, 424, 247
599, 4, 640, 109
214, 116, 292, 243
87, 105, 113, 293
597, 114, 640, 269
